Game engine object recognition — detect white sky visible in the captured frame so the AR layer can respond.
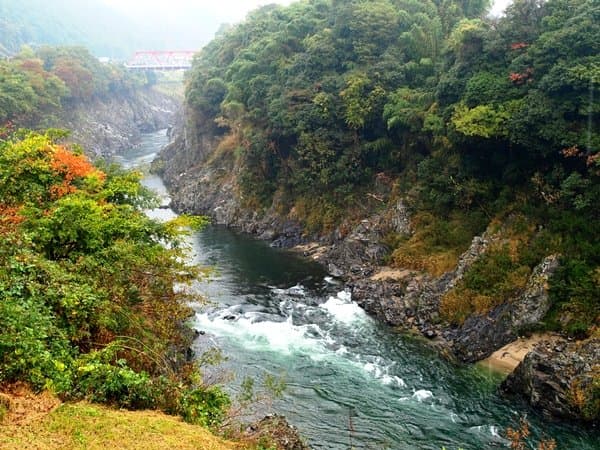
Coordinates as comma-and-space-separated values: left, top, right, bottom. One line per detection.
103, 0, 513, 24
490, 0, 512, 17
102, 0, 295, 24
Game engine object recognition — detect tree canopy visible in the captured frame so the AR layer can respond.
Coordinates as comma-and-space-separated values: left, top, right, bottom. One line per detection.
0, 46, 150, 127
183, 0, 599, 335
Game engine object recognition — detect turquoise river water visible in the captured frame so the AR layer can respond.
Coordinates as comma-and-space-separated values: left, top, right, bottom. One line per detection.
116, 131, 598, 449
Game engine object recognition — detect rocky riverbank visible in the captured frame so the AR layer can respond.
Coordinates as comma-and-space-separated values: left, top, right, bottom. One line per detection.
502, 337, 600, 425
154, 118, 599, 425
60, 87, 178, 158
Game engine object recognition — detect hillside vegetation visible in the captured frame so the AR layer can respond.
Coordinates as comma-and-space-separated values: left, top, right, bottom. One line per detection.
0, 129, 234, 430
182, 0, 599, 336
0, 46, 153, 128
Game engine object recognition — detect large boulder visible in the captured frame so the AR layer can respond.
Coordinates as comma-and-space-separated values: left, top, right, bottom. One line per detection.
245, 414, 311, 450
511, 255, 560, 328
501, 338, 600, 424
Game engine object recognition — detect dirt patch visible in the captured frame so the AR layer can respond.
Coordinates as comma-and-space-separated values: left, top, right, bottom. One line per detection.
292, 242, 328, 261
370, 267, 416, 282
0, 383, 61, 425
479, 333, 562, 373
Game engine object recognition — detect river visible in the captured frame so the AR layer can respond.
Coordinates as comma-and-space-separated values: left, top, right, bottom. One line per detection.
116, 130, 598, 449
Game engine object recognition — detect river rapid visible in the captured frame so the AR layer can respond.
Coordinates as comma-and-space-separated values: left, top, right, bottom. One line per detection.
116, 130, 598, 450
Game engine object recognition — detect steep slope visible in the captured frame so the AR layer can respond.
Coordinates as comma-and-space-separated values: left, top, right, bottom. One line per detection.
158, 0, 599, 423
1, 46, 178, 156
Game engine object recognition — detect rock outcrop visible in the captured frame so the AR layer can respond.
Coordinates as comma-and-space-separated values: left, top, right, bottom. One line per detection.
60, 87, 178, 158
245, 414, 311, 450
501, 338, 600, 424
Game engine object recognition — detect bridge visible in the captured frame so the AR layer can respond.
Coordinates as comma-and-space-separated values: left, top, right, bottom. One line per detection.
124, 51, 196, 70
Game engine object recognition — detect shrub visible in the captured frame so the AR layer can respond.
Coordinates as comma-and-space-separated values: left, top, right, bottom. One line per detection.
178, 386, 231, 428
0, 131, 228, 426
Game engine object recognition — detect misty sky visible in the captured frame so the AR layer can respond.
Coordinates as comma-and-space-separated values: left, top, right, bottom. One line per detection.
100, 0, 513, 50
102, 0, 295, 25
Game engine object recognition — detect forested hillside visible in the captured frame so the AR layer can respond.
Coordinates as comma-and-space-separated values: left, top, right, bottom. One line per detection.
0, 46, 178, 156
176, 0, 598, 337
0, 46, 150, 127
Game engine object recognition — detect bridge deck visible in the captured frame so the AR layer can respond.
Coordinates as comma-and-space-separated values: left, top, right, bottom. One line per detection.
125, 51, 195, 70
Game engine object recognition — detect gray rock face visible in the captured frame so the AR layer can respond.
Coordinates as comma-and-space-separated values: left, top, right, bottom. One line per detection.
390, 199, 412, 235
501, 338, 600, 424
511, 255, 560, 328
60, 87, 178, 158
448, 303, 515, 363
350, 233, 563, 364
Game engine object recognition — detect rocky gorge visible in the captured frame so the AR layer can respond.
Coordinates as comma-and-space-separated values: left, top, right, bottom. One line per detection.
61, 87, 178, 158
154, 112, 599, 427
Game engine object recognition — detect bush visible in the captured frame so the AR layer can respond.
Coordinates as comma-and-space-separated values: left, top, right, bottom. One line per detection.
72, 355, 156, 409
0, 131, 228, 427
178, 386, 231, 428
390, 211, 487, 276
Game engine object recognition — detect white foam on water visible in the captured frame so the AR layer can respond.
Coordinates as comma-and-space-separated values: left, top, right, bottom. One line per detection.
364, 362, 383, 378
335, 346, 348, 356
337, 290, 352, 302
412, 389, 434, 402
467, 424, 507, 442
320, 290, 366, 324
359, 358, 406, 388
381, 375, 406, 387
272, 283, 306, 297
194, 311, 326, 357
323, 276, 338, 285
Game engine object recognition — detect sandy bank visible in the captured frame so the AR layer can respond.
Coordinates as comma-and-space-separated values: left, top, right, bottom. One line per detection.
479, 333, 562, 373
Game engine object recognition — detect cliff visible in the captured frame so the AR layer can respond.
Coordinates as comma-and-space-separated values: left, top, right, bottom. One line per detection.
155, 103, 599, 426
60, 87, 178, 158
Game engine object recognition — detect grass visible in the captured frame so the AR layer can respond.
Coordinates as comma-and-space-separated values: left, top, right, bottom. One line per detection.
0, 401, 243, 450
439, 214, 540, 325
389, 211, 487, 277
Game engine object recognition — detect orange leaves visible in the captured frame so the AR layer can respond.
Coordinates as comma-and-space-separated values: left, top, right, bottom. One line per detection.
510, 42, 529, 51
0, 204, 25, 234
509, 68, 533, 85
561, 145, 582, 158
51, 146, 96, 179
49, 146, 105, 198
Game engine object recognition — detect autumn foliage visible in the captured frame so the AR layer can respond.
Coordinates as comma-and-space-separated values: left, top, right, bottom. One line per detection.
49, 145, 105, 198
0, 130, 228, 427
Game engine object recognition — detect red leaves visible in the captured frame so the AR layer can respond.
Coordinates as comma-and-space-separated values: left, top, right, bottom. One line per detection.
562, 146, 600, 174
0, 204, 25, 234
561, 145, 582, 158
509, 68, 533, 85
49, 146, 105, 198
510, 42, 529, 50
0, 121, 15, 140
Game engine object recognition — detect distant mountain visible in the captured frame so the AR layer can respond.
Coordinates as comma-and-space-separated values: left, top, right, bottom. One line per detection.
0, 0, 143, 58
0, 0, 229, 59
